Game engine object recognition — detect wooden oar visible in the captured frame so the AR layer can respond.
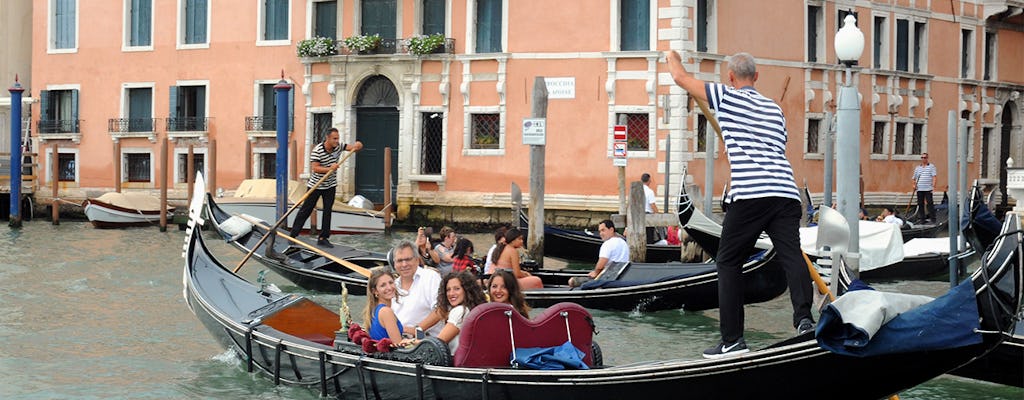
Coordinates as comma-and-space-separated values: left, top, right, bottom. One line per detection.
232, 150, 355, 273
236, 213, 372, 278
904, 177, 919, 217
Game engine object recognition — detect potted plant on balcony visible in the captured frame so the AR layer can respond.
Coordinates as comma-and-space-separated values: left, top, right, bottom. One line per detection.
343, 34, 382, 54
296, 36, 338, 58
407, 33, 446, 55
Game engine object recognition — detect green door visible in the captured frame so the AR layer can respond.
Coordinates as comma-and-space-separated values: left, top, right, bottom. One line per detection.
355, 108, 398, 205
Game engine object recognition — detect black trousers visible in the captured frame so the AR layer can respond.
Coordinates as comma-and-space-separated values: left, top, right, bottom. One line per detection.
716, 197, 813, 343
916, 190, 935, 221
288, 186, 336, 240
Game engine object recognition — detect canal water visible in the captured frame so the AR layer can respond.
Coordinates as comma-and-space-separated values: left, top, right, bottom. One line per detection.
0, 220, 1021, 399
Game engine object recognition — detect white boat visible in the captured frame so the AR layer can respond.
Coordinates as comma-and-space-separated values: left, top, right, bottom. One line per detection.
214, 179, 386, 234
83, 192, 174, 228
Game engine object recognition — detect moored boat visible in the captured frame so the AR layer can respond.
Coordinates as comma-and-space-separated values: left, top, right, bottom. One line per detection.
217, 178, 387, 234
82, 192, 175, 228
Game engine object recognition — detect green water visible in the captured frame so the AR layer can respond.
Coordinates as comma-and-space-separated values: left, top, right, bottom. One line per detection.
0, 221, 1020, 399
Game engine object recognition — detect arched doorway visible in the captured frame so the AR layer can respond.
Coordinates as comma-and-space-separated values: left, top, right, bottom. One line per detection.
999, 101, 1016, 206
354, 75, 399, 205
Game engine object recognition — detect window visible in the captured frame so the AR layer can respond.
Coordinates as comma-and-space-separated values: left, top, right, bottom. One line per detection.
873, 15, 887, 69
894, 122, 907, 155
807, 118, 821, 154
911, 123, 923, 154
695, 0, 712, 52
913, 21, 926, 73
51, 0, 77, 50
182, 0, 208, 45
420, 112, 443, 174
169, 85, 207, 131
871, 121, 886, 154
696, 114, 708, 152
127, 87, 153, 132
618, 113, 649, 151
58, 153, 76, 182
311, 112, 333, 145
476, 0, 502, 53
961, 28, 974, 79
176, 153, 205, 183
895, 19, 909, 72
258, 153, 276, 178
39, 89, 80, 133
471, 113, 500, 149
362, 0, 396, 39
259, 83, 294, 131
620, 0, 649, 51
314, 1, 337, 38
422, 0, 445, 35
126, 153, 152, 182
837, 9, 858, 30
127, 0, 152, 47
983, 31, 996, 81
981, 127, 992, 177
262, 0, 289, 41
807, 4, 823, 62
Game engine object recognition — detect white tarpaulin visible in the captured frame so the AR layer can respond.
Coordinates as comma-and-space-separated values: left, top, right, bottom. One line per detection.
801, 220, 905, 270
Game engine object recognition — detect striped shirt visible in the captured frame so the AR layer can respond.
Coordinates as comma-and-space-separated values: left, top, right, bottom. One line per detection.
913, 163, 937, 191
706, 83, 800, 203
307, 142, 343, 189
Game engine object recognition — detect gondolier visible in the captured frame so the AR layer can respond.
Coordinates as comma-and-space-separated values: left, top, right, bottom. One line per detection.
290, 128, 363, 247
666, 50, 814, 359
912, 153, 938, 223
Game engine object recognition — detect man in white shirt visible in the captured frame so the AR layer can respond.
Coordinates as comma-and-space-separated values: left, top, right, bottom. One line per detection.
390, 241, 443, 337
642, 173, 662, 243
568, 220, 630, 287
875, 207, 904, 227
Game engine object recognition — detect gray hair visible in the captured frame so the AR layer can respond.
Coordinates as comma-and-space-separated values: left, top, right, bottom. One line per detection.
393, 240, 417, 256
727, 53, 757, 80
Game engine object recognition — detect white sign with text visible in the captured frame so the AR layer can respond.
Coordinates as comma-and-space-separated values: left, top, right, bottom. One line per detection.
544, 77, 576, 99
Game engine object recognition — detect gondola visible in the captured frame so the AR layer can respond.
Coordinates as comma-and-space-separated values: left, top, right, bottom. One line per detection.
205, 193, 388, 295
182, 174, 1024, 399
517, 211, 684, 263
208, 190, 787, 312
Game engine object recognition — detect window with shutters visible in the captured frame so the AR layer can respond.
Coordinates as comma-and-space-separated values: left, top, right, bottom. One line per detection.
168, 85, 208, 132
362, 0, 396, 39
260, 0, 290, 42
314, 1, 337, 38
620, 0, 649, 51
806, 4, 824, 63
422, 0, 445, 35
895, 19, 909, 72
125, 153, 152, 182
248, 82, 294, 132
694, 0, 715, 53
180, 0, 209, 46
176, 152, 206, 183
126, 87, 154, 132
50, 0, 77, 51
475, 0, 502, 53
913, 21, 926, 73
125, 0, 152, 48
38, 89, 80, 134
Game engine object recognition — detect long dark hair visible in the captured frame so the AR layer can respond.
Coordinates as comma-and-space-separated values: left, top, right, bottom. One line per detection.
453, 238, 474, 259
490, 228, 522, 264
435, 271, 488, 320
488, 269, 530, 318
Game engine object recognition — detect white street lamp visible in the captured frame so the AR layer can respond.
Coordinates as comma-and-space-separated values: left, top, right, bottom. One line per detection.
834, 14, 865, 284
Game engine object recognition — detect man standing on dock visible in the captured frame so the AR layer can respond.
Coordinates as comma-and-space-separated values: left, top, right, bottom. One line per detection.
912, 153, 938, 223
289, 128, 363, 247
642, 173, 662, 243
666, 50, 814, 359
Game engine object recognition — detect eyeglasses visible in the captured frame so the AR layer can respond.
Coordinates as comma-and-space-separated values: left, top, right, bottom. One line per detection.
395, 256, 417, 264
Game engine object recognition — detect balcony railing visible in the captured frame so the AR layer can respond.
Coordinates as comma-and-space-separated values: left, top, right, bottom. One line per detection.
108, 118, 158, 133
245, 116, 292, 132
167, 117, 210, 132
37, 119, 80, 134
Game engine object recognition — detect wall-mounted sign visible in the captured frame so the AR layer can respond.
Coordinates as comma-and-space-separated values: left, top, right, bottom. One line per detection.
544, 77, 576, 99
522, 118, 546, 145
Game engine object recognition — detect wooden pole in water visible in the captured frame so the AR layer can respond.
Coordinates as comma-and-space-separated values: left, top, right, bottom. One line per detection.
208, 139, 217, 195
159, 138, 168, 232
187, 144, 195, 206
384, 146, 393, 231
113, 140, 121, 192
244, 139, 252, 179
51, 143, 59, 225
290, 139, 297, 180
526, 77, 548, 265
627, 181, 647, 262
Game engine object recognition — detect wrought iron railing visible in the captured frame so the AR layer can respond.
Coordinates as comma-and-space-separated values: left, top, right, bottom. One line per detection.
108, 118, 158, 133
167, 117, 210, 132
334, 37, 455, 56
245, 116, 293, 132
37, 119, 80, 134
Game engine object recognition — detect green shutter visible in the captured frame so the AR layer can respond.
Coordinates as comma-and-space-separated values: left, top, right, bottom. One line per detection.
362, 0, 396, 39
40, 90, 51, 122
621, 0, 649, 51
196, 86, 206, 119
423, 0, 445, 35
70, 89, 79, 133
315, 1, 337, 38
476, 0, 502, 53
186, 0, 207, 44
265, 0, 288, 40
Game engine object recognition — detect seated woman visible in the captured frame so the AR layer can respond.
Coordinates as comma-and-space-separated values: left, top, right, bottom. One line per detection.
415, 271, 488, 354
450, 238, 478, 274
364, 267, 407, 343
490, 228, 544, 290
488, 269, 531, 318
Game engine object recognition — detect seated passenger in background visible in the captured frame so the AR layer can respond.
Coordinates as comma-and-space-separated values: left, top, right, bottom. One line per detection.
364, 267, 407, 343
875, 207, 904, 227
569, 220, 630, 287
484, 226, 509, 274
451, 238, 478, 274
414, 271, 488, 354
488, 269, 531, 318
492, 228, 544, 290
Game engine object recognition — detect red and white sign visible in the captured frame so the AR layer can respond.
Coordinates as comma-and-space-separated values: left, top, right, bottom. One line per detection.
613, 142, 627, 157
613, 125, 627, 141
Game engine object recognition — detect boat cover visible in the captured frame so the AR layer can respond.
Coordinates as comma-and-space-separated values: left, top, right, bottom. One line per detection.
801, 220, 904, 270
232, 179, 382, 215
817, 279, 982, 357
511, 340, 589, 370
93, 192, 170, 212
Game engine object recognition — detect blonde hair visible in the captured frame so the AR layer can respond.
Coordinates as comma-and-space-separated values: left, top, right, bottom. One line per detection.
363, 267, 394, 328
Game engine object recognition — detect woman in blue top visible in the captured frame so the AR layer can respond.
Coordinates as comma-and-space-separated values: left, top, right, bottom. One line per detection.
364, 267, 405, 342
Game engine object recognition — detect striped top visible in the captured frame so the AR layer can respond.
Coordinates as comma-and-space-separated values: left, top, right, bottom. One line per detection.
706, 83, 800, 203
913, 163, 937, 191
307, 142, 343, 189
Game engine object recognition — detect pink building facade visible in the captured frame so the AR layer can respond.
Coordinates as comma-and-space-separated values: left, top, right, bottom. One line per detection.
28, 0, 1024, 221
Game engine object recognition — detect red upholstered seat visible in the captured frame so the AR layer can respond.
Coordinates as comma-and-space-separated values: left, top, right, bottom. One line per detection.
452, 302, 595, 368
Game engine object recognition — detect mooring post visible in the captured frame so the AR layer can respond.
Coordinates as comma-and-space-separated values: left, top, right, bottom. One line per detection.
208, 139, 217, 195
627, 182, 647, 262
113, 140, 122, 192
8, 76, 24, 228
159, 138, 168, 232
526, 77, 548, 265
187, 144, 195, 206
244, 139, 252, 179
274, 74, 291, 221
384, 147, 393, 231
947, 111, 960, 287
51, 143, 59, 225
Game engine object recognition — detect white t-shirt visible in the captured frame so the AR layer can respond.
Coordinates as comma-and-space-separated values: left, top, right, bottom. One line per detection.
445, 305, 469, 354
882, 215, 904, 227
599, 236, 630, 263
484, 244, 498, 274
393, 267, 443, 336
643, 184, 657, 213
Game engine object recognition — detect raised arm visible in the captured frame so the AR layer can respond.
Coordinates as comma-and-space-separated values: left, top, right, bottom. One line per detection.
666, 51, 707, 102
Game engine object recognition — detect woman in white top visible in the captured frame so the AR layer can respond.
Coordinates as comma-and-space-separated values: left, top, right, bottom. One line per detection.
414, 271, 487, 354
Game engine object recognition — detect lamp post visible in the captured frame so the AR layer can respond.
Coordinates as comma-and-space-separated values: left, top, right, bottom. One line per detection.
835, 15, 865, 280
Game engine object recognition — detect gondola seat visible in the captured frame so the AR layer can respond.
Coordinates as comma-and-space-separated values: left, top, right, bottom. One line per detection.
453, 302, 597, 368
260, 298, 341, 347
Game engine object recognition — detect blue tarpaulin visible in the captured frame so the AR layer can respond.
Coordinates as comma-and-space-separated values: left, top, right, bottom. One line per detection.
511, 341, 589, 370
817, 279, 982, 357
